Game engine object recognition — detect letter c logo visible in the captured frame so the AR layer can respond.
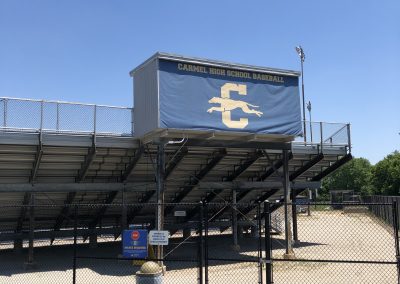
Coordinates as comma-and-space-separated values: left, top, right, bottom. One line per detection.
221, 83, 248, 129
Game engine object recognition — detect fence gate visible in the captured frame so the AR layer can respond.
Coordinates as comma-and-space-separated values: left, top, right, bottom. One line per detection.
71, 202, 265, 284
268, 202, 400, 284
202, 203, 264, 284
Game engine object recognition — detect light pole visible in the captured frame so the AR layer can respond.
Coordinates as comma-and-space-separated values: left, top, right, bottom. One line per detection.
307, 101, 313, 143
295, 46, 306, 143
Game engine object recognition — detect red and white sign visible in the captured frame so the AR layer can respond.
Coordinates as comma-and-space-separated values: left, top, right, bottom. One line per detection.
131, 230, 140, 241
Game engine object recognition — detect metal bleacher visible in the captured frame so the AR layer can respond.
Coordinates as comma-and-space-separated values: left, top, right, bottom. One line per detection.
0, 97, 352, 241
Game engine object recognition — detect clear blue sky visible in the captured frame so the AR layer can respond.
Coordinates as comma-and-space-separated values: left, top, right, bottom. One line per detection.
0, 0, 399, 164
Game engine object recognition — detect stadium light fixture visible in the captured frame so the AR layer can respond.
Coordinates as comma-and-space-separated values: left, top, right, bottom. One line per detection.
295, 46, 305, 62
295, 45, 307, 143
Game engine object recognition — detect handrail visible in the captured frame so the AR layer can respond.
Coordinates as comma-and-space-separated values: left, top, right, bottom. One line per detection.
0, 97, 351, 147
0, 97, 134, 136
323, 124, 347, 143
0, 97, 132, 110
294, 120, 351, 150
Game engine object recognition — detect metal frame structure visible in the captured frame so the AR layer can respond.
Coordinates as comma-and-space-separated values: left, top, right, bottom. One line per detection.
0, 97, 352, 265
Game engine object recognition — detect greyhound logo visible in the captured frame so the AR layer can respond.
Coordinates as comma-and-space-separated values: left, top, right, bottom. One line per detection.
207, 83, 263, 129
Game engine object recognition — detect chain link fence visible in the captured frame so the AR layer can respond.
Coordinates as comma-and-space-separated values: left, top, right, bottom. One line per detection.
271, 202, 399, 284
0, 97, 133, 136
0, 201, 398, 283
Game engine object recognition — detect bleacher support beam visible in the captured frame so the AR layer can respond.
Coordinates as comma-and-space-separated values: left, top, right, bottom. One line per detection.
290, 153, 324, 243
311, 153, 352, 181
85, 190, 119, 241
208, 153, 290, 223
121, 146, 145, 182
201, 150, 264, 205
282, 149, 295, 258
25, 193, 36, 269
76, 135, 97, 183
231, 189, 239, 250
30, 138, 43, 183
124, 145, 189, 225
16, 192, 31, 233
164, 149, 226, 216
180, 150, 263, 228
50, 192, 77, 244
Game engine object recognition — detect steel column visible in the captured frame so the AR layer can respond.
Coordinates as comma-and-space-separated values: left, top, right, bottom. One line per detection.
27, 193, 35, 267
199, 202, 204, 284
347, 123, 352, 153
257, 203, 263, 284
73, 205, 77, 284
283, 150, 294, 257
156, 143, 165, 260
291, 188, 298, 243
204, 202, 209, 284
264, 201, 272, 284
392, 201, 400, 284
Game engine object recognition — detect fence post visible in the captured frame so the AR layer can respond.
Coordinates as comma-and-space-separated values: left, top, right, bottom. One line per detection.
392, 201, 400, 284
40, 100, 44, 131
27, 193, 35, 267
3, 98, 7, 128
204, 202, 209, 284
93, 105, 97, 135
257, 203, 263, 284
347, 123, 351, 153
73, 205, 78, 284
264, 201, 272, 284
319, 122, 323, 153
198, 202, 204, 284
56, 102, 60, 131
131, 108, 134, 135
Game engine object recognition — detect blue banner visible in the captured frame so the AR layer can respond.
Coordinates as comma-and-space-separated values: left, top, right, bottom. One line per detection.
158, 59, 302, 135
122, 229, 148, 258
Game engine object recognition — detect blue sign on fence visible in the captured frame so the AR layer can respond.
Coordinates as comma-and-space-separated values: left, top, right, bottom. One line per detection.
122, 229, 148, 258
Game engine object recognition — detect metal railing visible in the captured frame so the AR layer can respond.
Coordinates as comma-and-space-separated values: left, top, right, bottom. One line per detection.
294, 120, 351, 149
0, 97, 351, 148
0, 97, 134, 136
364, 196, 400, 227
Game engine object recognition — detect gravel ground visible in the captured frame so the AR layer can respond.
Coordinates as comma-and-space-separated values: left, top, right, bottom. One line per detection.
271, 209, 397, 284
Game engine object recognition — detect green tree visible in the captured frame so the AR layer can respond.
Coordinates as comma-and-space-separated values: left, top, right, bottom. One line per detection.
320, 157, 373, 199
370, 151, 400, 195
